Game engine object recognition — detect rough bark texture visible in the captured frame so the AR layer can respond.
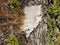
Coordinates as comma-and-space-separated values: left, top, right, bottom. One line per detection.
15, 1, 49, 45
16, 13, 49, 45
0, 0, 50, 45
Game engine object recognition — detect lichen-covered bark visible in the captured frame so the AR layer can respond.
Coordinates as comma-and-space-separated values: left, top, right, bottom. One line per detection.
0, 0, 49, 45
15, 2, 49, 45
15, 11, 49, 45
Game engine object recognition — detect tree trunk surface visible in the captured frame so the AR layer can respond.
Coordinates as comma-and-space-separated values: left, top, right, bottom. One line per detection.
16, 1, 50, 45
16, 5, 49, 45
0, 0, 50, 45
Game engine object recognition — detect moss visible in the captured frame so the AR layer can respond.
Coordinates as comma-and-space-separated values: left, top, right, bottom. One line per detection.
7, 0, 21, 12
6, 34, 19, 45
45, 0, 60, 45
48, 0, 60, 18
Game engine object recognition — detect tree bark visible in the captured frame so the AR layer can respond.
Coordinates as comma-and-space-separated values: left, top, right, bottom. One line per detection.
0, 0, 49, 45
16, 14, 49, 45
16, 2, 49, 45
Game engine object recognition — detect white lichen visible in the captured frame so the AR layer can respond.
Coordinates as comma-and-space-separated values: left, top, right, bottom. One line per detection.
24, 5, 42, 37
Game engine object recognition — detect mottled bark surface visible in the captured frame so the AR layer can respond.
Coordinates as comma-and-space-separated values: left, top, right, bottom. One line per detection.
17, 1, 49, 45
15, 14, 49, 45
0, 0, 49, 45
15, 4, 49, 45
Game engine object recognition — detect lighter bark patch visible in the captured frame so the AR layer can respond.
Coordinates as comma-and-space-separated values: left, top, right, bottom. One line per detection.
23, 5, 42, 37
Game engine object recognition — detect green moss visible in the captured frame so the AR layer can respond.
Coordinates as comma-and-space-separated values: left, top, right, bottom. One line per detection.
7, 0, 21, 11
6, 34, 19, 45
45, 0, 60, 45
56, 16, 60, 24
48, 0, 60, 18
